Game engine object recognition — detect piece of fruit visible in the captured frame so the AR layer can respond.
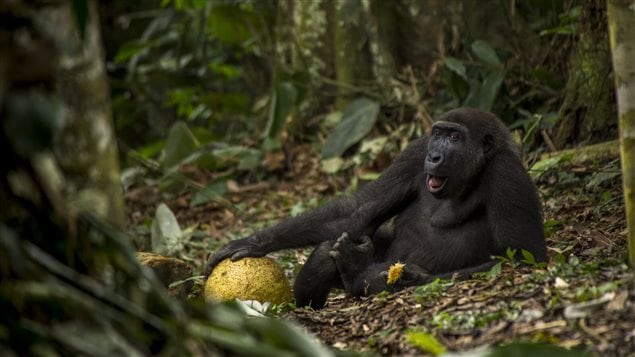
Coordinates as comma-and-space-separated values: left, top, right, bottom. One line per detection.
204, 257, 292, 304
386, 262, 405, 285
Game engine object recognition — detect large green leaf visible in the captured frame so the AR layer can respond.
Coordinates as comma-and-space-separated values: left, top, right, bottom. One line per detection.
463, 70, 506, 111
471, 40, 501, 66
151, 203, 183, 256
163, 121, 199, 169
321, 98, 380, 159
264, 81, 298, 150
246, 318, 335, 357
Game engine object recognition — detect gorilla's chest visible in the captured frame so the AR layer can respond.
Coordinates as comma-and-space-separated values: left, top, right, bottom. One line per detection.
389, 193, 492, 270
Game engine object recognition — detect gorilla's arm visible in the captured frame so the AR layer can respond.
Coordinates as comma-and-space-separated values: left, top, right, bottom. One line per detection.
205, 138, 428, 275
485, 151, 547, 262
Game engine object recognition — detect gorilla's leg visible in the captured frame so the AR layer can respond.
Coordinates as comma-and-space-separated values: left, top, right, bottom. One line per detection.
329, 233, 375, 294
293, 241, 342, 309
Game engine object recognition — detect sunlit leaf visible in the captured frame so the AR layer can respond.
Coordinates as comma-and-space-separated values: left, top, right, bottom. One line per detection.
405, 330, 446, 356
321, 98, 380, 159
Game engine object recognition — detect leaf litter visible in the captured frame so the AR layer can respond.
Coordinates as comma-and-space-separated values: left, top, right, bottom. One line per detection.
125, 147, 634, 356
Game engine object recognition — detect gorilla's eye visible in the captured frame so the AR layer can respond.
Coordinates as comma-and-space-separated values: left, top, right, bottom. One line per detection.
432, 130, 442, 139
449, 132, 462, 142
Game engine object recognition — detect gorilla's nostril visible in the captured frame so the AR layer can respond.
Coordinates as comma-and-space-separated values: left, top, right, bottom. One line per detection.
427, 153, 443, 163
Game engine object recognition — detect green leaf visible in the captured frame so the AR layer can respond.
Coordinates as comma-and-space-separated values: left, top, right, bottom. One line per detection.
208, 62, 243, 80
489, 261, 502, 277
543, 219, 564, 237
521, 250, 536, 264
405, 330, 446, 356
540, 6, 581, 36
246, 318, 334, 357
321, 98, 380, 159
163, 121, 199, 169
506, 247, 517, 261
190, 180, 228, 207
114, 40, 151, 63
474, 261, 502, 279
540, 24, 577, 36
264, 82, 298, 148
213, 146, 262, 170
529, 153, 574, 180
471, 40, 501, 66
208, 5, 256, 45
463, 69, 506, 111
586, 171, 620, 190
151, 203, 183, 256
444, 57, 467, 80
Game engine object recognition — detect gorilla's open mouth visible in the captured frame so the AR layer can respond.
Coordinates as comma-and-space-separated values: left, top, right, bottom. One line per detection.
426, 175, 447, 193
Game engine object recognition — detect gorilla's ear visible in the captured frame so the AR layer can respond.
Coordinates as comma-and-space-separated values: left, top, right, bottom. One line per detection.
483, 134, 494, 153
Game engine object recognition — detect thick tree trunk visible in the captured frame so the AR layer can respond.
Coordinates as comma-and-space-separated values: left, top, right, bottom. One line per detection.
333, 0, 374, 107
48, 1, 126, 227
553, 0, 616, 148
607, 0, 635, 265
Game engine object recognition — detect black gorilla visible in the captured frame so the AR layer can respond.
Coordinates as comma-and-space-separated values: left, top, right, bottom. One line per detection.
206, 108, 546, 309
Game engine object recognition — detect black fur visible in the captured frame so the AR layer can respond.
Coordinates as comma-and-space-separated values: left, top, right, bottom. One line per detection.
206, 108, 546, 309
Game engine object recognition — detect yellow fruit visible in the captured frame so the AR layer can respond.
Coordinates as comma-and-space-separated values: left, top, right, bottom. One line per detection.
386, 262, 405, 285
204, 257, 292, 304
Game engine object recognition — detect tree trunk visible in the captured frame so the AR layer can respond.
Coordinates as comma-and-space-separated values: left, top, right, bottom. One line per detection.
333, 0, 374, 107
49, 1, 126, 227
607, 0, 635, 266
553, 0, 616, 148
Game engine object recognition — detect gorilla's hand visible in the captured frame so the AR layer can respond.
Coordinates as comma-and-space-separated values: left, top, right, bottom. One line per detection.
205, 236, 266, 277
380, 264, 431, 287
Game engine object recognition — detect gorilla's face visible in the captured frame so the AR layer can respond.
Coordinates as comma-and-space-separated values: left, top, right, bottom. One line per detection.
425, 121, 485, 199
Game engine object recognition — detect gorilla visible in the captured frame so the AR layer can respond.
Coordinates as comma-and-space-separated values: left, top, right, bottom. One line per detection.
205, 108, 547, 309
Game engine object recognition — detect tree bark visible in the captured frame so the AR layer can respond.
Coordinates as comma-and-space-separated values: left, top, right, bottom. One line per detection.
553, 0, 616, 148
607, 0, 635, 265
48, 1, 126, 227
333, 0, 374, 107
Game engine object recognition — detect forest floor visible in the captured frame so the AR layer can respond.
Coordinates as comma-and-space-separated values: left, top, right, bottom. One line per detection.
125, 145, 634, 356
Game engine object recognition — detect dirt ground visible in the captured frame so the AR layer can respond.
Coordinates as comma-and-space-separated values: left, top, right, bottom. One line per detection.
125, 150, 635, 356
